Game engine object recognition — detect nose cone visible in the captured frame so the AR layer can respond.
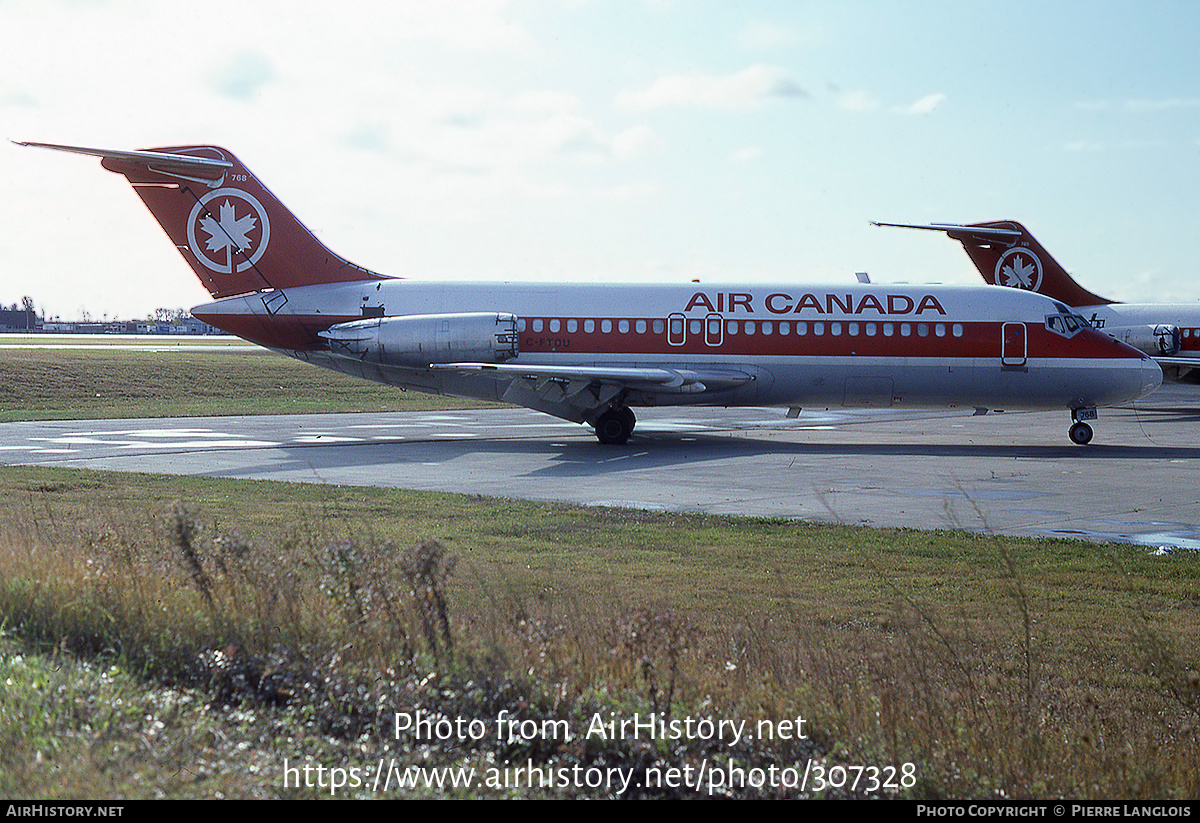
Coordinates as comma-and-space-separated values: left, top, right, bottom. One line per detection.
1074, 331, 1162, 407
1137, 355, 1164, 399
1097, 350, 1161, 407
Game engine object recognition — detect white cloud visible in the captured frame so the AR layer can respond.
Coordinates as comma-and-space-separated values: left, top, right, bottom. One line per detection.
609, 125, 664, 159
616, 64, 807, 111
898, 93, 946, 116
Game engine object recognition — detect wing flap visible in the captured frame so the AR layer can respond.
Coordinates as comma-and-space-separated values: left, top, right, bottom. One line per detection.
432, 362, 753, 394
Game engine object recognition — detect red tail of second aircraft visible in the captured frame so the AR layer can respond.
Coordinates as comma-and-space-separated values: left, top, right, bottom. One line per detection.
874, 220, 1114, 308
19, 142, 388, 299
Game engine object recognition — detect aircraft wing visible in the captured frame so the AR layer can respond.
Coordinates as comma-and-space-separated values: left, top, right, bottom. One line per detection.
432, 361, 754, 423
433, 362, 752, 392
1155, 355, 1200, 369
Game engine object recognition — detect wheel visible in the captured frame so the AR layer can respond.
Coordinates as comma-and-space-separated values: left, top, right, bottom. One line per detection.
1069, 421, 1093, 445
594, 407, 634, 445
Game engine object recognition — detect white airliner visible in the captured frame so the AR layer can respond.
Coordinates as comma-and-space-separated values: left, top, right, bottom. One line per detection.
23, 143, 1161, 445
876, 220, 1200, 384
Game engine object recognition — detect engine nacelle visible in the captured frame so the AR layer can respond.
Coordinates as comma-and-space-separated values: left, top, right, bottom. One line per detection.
1105, 324, 1180, 357
320, 312, 519, 367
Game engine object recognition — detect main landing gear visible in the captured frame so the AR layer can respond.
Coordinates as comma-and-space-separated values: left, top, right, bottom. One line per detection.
594, 406, 636, 445
1069, 407, 1097, 445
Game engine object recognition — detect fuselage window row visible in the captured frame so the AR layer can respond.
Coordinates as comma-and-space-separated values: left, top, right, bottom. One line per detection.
517, 317, 964, 343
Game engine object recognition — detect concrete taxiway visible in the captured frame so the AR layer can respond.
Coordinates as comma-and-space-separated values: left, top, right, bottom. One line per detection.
2, 385, 1199, 549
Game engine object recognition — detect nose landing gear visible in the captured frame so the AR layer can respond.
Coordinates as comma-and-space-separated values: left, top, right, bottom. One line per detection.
1069, 407, 1097, 445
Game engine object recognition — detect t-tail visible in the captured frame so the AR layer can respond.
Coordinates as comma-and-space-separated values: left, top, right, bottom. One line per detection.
18, 142, 389, 299
873, 220, 1113, 307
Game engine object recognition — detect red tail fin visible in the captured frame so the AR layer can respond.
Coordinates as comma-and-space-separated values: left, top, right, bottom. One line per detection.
20, 142, 388, 299
874, 220, 1113, 307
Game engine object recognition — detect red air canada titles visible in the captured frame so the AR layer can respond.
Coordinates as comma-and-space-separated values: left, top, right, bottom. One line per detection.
683, 292, 947, 316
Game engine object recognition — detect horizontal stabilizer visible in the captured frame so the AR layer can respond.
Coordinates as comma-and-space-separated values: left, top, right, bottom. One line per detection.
17, 141, 232, 185
871, 221, 1022, 244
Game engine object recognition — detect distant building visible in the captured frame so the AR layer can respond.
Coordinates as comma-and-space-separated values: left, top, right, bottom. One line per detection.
2, 306, 228, 335
0, 308, 38, 331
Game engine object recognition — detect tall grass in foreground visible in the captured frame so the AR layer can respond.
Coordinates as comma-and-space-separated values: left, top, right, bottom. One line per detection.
0, 486, 1197, 798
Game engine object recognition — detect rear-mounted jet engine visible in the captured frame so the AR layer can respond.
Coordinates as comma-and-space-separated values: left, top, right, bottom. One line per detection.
320, 312, 519, 368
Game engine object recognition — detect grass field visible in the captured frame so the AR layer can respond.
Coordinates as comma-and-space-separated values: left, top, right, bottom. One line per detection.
0, 347, 499, 421
0, 465, 1197, 799
0, 346, 1197, 799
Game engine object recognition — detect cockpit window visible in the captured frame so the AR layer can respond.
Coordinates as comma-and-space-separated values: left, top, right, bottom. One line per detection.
1046, 313, 1089, 337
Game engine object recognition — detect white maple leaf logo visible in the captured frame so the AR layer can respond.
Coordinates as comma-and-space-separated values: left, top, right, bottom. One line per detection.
1001, 254, 1037, 289
186, 189, 271, 274
200, 199, 257, 253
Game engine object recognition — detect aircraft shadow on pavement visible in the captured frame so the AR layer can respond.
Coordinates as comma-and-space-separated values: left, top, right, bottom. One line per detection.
221, 429, 1200, 486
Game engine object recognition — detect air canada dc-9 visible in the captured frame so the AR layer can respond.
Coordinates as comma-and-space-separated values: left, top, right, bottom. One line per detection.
23, 142, 1161, 445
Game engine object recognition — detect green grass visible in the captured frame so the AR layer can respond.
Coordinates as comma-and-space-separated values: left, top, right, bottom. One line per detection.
0, 465, 1197, 799
0, 348, 500, 420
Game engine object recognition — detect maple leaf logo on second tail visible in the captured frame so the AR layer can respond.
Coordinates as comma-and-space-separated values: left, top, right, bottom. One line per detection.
1002, 256, 1035, 288
995, 248, 1042, 293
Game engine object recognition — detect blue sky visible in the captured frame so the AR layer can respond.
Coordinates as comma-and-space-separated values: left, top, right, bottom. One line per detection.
3, 0, 1199, 320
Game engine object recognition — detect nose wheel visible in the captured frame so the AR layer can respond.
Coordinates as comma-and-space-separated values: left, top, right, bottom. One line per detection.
1069, 421, 1093, 445
1069, 408, 1096, 445
594, 407, 636, 445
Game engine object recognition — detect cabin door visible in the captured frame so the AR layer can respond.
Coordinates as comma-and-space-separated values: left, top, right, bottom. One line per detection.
1001, 322, 1027, 368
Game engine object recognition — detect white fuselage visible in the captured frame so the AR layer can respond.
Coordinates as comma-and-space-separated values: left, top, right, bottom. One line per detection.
193, 279, 1161, 420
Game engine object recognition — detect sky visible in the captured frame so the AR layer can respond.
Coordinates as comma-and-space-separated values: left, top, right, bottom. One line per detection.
3, 0, 1200, 321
